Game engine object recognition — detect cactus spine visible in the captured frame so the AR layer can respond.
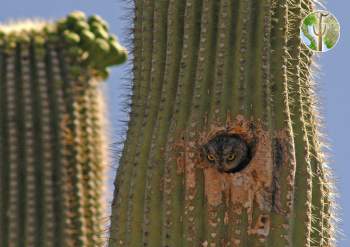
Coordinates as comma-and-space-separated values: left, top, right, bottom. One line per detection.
109, 0, 336, 246
0, 12, 127, 247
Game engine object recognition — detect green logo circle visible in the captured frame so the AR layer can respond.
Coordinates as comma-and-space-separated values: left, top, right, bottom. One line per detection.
300, 10, 340, 52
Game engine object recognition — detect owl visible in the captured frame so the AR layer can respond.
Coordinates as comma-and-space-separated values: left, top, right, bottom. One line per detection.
201, 133, 250, 173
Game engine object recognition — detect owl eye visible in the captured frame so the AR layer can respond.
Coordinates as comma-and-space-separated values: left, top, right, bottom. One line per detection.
227, 154, 236, 161
207, 154, 215, 161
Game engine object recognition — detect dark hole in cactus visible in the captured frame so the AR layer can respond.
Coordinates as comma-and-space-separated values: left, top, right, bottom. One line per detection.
201, 133, 253, 174
256, 215, 270, 236
260, 215, 268, 224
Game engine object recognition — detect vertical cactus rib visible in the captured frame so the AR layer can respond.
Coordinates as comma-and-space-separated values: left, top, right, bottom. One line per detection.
220, 0, 239, 119
78, 80, 106, 246
121, 2, 155, 245
268, 1, 297, 246
0, 51, 9, 247
71, 73, 106, 245
226, 2, 251, 245
126, 0, 168, 246
7, 47, 22, 247
21, 43, 36, 247
142, 0, 185, 246
229, 0, 244, 117
162, 0, 202, 245
287, 1, 313, 246
87, 83, 107, 246
36, 43, 56, 247
300, 49, 324, 247
182, 0, 220, 246
109, 0, 147, 245
205, 0, 234, 245
29, 42, 45, 247
236, 0, 252, 116
246, 0, 271, 122
58, 52, 87, 246
46, 44, 68, 247
322, 176, 334, 247
208, 0, 230, 123
247, 2, 272, 246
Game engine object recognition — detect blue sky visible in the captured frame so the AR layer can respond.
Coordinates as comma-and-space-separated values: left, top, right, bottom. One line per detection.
1, 0, 348, 246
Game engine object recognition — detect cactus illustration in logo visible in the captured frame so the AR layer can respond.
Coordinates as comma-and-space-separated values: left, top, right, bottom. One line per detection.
301, 10, 340, 52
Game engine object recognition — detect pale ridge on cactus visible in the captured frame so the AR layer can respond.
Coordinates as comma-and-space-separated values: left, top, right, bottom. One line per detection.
108, 0, 336, 247
0, 11, 127, 247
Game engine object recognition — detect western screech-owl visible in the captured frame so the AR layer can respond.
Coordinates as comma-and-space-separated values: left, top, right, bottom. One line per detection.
201, 133, 250, 173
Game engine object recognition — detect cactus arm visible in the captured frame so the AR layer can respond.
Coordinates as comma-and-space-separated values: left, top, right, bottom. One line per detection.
0, 12, 127, 247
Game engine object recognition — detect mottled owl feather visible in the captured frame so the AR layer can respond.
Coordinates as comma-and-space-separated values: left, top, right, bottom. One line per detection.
202, 133, 250, 173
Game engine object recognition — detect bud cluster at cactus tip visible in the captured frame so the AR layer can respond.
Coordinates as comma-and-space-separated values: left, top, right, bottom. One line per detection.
0, 11, 128, 80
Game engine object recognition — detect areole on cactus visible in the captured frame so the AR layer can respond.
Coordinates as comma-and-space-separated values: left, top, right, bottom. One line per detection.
0, 11, 127, 247
108, 0, 335, 247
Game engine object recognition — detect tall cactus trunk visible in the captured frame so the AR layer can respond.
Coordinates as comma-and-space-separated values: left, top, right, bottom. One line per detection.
0, 12, 127, 247
109, 0, 335, 247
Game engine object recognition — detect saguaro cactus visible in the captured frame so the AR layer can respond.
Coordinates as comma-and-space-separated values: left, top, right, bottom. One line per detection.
109, 0, 336, 246
312, 12, 329, 51
0, 12, 127, 247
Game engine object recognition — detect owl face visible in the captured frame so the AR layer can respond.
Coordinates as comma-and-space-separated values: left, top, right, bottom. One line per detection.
201, 133, 250, 173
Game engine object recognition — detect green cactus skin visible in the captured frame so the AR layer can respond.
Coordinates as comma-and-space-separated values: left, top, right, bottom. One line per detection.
109, 0, 337, 246
0, 12, 127, 247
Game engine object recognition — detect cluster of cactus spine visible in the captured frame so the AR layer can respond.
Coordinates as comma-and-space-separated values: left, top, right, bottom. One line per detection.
0, 12, 127, 247
109, 0, 335, 247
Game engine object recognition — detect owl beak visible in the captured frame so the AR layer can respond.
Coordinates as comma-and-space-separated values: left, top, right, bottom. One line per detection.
218, 167, 225, 172
217, 163, 225, 172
